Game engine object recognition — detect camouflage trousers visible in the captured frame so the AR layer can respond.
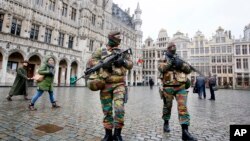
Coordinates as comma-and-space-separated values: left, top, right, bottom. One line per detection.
100, 82, 125, 129
162, 85, 190, 125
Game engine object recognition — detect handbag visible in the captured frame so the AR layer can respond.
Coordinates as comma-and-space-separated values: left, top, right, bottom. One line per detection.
193, 86, 198, 93
33, 74, 44, 82
212, 86, 219, 91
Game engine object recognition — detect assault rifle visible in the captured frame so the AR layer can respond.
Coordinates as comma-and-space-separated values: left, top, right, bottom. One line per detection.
164, 51, 205, 76
72, 48, 133, 83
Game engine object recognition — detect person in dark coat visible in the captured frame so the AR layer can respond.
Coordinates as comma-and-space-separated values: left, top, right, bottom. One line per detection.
149, 77, 154, 89
6, 60, 32, 101
28, 56, 60, 110
208, 73, 217, 100
195, 75, 206, 99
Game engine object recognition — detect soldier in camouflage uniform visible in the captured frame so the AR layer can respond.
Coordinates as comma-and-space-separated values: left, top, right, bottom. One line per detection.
158, 42, 197, 141
87, 31, 133, 141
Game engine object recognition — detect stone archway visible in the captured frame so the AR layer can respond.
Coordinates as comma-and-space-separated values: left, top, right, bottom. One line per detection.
28, 55, 41, 78
58, 59, 68, 85
8, 52, 24, 71
7, 52, 24, 83
70, 61, 78, 85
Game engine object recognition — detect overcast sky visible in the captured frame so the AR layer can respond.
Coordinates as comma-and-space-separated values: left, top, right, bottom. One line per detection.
113, 0, 250, 41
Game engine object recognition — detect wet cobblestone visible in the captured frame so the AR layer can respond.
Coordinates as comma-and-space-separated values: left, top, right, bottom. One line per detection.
0, 87, 250, 141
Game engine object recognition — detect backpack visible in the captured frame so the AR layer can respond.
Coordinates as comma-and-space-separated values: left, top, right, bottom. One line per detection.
209, 77, 216, 85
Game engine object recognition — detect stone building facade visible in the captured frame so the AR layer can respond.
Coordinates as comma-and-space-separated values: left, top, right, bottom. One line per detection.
0, 0, 143, 86
141, 26, 249, 90
233, 24, 250, 89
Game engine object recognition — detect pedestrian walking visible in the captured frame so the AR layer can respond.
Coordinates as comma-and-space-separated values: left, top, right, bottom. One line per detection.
208, 73, 217, 100
6, 60, 32, 101
28, 56, 60, 110
149, 77, 154, 89
195, 75, 206, 99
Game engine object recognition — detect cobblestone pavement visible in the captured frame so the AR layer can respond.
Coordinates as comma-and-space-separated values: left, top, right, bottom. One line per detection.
0, 86, 250, 141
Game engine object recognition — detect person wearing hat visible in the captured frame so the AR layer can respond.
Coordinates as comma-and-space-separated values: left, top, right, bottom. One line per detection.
86, 31, 133, 141
158, 42, 197, 141
28, 56, 60, 110
6, 60, 32, 101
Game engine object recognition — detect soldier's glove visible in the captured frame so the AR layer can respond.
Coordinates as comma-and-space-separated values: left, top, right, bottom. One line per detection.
114, 56, 126, 67
102, 63, 113, 72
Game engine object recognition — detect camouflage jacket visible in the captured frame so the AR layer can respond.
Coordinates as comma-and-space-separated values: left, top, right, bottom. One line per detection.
158, 55, 191, 86
87, 47, 133, 83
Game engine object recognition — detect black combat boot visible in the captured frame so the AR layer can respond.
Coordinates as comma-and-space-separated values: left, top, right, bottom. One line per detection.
6, 95, 12, 101
52, 102, 61, 108
163, 120, 170, 132
181, 124, 197, 141
102, 128, 113, 141
113, 128, 123, 141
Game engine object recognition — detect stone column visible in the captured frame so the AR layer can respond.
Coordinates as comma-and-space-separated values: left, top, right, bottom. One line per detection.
38, 25, 46, 42
130, 70, 134, 86
1, 54, 8, 84
54, 63, 59, 84
125, 71, 128, 86
66, 63, 71, 85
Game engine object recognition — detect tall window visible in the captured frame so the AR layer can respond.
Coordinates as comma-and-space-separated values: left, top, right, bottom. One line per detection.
71, 7, 76, 21
236, 59, 241, 69
211, 47, 215, 53
49, 0, 55, 11
227, 46, 232, 53
217, 56, 221, 63
189, 49, 193, 55
217, 66, 221, 73
216, 46, 221, 53
89, 39, 94, 51
92, 14, 96, 25
221, 37, 225, 42
7, 61, 18, 71
205, 48, 209, 54
0, 14, 4, 32
212, 56, 216, 63
221, 46, 226, 53
200, 48, 204, 54
237, 73, 242, 86
30, 24, 39, 40
44, 28, 52, 43
223, 66, 227, 73
228, 66, 233, 74
228, 56, 232, 62
236, 45, 241, 55
62, 3, 68, 17
222, 56, 227, 63
242, 45, 247, 55
11, 18, 22, 36
212, 66, 216, 73
68, 36, 74, 49
58, 32, 64, 46
243, 58, 248, 69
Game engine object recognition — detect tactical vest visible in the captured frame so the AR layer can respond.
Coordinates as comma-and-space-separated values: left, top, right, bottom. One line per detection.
161, 70, 188, 86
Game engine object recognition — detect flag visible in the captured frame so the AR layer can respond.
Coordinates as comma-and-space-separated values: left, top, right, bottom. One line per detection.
137, 59, 144, 64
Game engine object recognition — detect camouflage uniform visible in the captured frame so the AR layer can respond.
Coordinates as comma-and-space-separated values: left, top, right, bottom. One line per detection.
87, 47, 133, 129
158, 42, 197, 141
159, 57, 191, 125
